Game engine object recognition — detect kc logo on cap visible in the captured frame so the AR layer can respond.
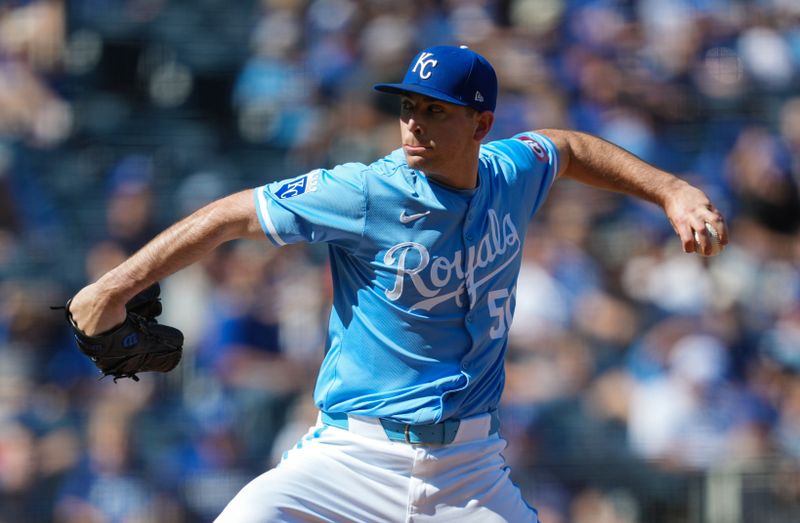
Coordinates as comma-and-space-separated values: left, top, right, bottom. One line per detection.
373, 45, 498, 113
412, 52, 438, 79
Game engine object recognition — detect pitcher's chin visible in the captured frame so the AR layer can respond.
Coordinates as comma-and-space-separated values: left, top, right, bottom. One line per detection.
403, 152, 430, 170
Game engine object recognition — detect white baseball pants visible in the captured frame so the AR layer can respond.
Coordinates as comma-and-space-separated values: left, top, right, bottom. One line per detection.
215, 411, 539, 522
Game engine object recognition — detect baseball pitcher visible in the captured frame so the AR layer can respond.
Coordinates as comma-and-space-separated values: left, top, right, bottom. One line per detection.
66, 46, 727, 522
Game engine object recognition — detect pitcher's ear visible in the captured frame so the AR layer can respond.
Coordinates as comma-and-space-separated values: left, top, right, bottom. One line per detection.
474, 111, 494, 141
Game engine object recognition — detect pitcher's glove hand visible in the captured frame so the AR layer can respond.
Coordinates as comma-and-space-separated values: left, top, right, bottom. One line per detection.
62, 283, 184, 382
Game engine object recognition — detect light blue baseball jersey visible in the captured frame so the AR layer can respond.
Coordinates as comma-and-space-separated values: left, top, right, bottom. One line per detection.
254, 132, 559, 424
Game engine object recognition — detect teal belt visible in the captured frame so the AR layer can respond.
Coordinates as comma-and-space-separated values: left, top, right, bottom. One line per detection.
320, 410, 500, 445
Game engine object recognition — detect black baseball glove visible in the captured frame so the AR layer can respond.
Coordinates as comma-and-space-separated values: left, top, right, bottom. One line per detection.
61, 283, 184, 382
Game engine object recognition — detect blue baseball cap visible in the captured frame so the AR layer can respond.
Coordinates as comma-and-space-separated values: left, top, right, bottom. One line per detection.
374, 45, 497, 112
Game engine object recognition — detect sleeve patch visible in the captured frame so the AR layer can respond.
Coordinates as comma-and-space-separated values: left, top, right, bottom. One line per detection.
275, 170, 320, 199
515, 135, 549, 163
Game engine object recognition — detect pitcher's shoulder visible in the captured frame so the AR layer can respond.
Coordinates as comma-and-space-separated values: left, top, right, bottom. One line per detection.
366, 148, 411, 178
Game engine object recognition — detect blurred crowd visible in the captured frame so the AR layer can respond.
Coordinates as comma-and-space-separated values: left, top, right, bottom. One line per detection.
0, 0, 799, 522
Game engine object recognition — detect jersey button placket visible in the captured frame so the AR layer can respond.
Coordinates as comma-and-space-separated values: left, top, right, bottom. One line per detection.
463, 206, 474, 242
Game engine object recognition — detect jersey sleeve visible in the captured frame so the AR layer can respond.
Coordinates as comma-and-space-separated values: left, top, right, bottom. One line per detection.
253, 163, 367, 250
483, 132, 560, 220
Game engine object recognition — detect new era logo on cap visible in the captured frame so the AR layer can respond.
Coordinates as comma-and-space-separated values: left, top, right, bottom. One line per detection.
373, 45, 498, 112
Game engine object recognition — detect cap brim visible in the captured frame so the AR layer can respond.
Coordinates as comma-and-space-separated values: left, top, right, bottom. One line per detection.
373, 83, 468, 107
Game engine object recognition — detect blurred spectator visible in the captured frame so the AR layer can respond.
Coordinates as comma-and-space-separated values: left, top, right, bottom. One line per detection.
102, 155, 160, 255
193, 241, 314, 469
233, 4, 323, 150
54, 390, 156, 523
0, 420, 39, 522
0, 0, 70, 147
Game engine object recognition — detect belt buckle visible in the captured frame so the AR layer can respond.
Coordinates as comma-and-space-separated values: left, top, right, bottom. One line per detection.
404, 424, 412, 444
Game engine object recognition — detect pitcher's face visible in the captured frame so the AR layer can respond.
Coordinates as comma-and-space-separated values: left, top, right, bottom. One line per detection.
398, 94, 484, 176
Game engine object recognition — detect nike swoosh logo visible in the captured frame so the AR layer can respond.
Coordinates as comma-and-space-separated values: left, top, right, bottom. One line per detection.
399, 210, 430, 224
